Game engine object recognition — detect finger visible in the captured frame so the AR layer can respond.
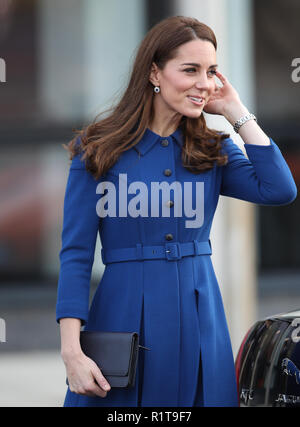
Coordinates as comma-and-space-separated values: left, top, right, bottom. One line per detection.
69, 382, 95, 397
88, 383, 108, 398
208, 91, 221, 102
81, 379, 108, 398
93, 368, 111, 392
215, 70, 228, 85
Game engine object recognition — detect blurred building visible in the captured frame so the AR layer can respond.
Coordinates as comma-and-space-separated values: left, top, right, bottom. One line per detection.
0, 0, 299, 357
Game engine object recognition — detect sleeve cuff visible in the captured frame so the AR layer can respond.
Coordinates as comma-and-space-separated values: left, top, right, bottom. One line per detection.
244, 137, 274, 148
56, 302, 89, 325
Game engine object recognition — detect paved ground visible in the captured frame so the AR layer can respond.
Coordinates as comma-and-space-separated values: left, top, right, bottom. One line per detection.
0, 350, 66, 407
0, 282, 299, 407
0, 284, 67, 406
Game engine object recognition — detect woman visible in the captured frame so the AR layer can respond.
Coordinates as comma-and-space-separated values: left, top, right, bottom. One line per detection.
56, 16, 297, 407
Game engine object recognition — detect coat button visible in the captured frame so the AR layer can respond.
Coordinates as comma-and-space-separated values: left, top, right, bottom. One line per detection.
165, 233, 173, 241
166, 200, 174, 208
161, 139, 169, 147
164, 168, 172, 176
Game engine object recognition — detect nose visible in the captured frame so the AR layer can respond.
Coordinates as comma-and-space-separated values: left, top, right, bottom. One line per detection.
194, 72, 213, 92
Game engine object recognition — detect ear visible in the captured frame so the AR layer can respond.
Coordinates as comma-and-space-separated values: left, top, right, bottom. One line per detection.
149, 62, 160, 87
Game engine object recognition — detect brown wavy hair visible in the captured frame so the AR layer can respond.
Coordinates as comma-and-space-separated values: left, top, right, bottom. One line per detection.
64, 16, 230, 180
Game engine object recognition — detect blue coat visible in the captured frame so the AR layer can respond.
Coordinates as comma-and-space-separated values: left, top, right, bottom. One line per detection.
56, 127, 297, 407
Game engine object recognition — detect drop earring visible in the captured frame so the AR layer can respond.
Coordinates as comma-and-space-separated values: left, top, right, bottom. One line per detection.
154, 86, 160, 94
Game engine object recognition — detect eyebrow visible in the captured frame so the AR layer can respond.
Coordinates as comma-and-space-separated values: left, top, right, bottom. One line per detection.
180, 62, 218, 68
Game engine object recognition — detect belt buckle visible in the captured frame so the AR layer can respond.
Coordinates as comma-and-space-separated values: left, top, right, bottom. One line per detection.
165, 242, 182, 261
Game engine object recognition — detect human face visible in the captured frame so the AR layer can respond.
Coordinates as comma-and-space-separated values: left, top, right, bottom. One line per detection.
150, 39, 218, 120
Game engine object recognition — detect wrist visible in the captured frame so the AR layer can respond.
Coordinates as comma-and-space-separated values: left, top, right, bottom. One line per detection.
223, 101, 250, 126
61, 345, 84, 363
59, 317, 82, 363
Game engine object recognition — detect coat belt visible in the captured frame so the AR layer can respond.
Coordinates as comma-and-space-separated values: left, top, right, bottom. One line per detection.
101, 239, 212, 264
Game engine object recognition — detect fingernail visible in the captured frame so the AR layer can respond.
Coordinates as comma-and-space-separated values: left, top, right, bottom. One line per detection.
104, 384, 110, 391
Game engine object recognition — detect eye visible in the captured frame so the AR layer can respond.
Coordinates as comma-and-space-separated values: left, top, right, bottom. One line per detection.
184, 68, 197, 73
208, 69, 217, 77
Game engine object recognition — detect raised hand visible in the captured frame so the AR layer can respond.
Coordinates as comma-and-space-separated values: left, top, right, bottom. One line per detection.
204, 70, 242, 117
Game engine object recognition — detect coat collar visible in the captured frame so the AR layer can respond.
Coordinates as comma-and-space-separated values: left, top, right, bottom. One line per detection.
133, 127, 184, 156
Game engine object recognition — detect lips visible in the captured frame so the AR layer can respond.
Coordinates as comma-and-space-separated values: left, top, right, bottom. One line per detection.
187, 95, 205, 105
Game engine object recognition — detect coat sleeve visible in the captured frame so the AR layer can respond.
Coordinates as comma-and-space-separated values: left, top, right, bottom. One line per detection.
56, 142, 101, 325
220, 137, 297, 205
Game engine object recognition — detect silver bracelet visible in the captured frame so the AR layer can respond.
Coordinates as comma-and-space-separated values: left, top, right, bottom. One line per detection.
233, 113, 257, 133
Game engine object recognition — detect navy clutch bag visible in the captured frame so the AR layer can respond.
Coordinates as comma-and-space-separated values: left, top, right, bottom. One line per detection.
66, 331, 149, 389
